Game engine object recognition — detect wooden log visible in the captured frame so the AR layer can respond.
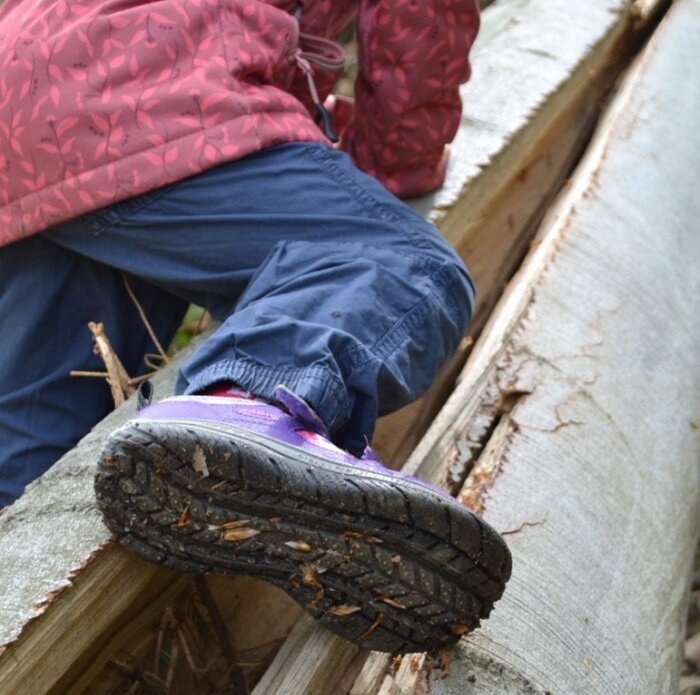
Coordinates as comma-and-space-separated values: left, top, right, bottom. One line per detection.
0, 1, 670, 693
0, 3, 587, 688
0, 344, 196, 693
364, 0, 700, 692
248, 2, 675, 693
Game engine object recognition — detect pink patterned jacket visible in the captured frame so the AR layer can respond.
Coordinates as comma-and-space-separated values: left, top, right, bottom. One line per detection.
0, 0, 479, 246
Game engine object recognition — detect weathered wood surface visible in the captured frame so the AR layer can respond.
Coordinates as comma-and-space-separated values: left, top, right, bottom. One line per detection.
0, 0, 675, 693
368, 0, 700, 692
249, 0, 676, 692
373, 0, 669, 465
0, 344, 198, 693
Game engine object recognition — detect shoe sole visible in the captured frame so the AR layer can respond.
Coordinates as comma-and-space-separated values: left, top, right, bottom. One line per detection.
95, 419, 511, 654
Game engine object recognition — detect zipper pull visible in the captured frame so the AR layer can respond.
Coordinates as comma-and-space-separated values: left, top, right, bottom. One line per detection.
294, 51, 340, 143
314, 101, 339, 143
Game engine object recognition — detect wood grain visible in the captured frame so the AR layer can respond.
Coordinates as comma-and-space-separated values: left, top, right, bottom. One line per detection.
376, 1, 700, 691
0, 0, 679, 692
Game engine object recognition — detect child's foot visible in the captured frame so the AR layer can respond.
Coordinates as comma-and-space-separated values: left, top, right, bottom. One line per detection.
95, 388, 511, 654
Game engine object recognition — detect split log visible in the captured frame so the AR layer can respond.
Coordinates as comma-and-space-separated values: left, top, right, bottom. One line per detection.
373, 0, 669, 465
250, 0, 677, 692
363, 0, 700, 692
0, 1, 674, 693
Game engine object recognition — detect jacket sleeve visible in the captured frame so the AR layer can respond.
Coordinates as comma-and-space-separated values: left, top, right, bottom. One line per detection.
342, 0, 480, 198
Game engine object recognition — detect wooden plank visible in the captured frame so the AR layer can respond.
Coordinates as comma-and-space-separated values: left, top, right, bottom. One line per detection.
249, 1, 677, 693
252, 618, 367, 695
366, 0, 700, 692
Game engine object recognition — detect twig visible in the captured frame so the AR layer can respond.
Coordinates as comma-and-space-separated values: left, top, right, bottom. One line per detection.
501, 519, 546, 536
164, 638, 179, 690
144, 352, 169, 371
70, 370, 156, 385
154, 608, 174, 678
176, 624, 216, 682
70, 370, 111, 379
128, 372, 159, 385
122, 273, 170, 365
88, 321, 135, 406
195, 308, 210, 335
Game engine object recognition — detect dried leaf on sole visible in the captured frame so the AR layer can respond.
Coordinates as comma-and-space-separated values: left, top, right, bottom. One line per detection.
222, 528, 260, 542
285, 540, 312, 552
376, 595, 407, 610
327, 605, 362, 617
219, 519, 252, 530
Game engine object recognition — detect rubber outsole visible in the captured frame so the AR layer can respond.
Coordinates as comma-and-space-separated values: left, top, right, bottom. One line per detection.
95, 419, 511, 654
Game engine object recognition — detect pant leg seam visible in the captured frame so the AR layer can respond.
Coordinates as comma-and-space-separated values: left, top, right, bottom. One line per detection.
304, 145, 435, 251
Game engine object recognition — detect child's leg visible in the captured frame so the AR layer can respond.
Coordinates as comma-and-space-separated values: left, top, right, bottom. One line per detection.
0, 235, 187, 506
43, 143, 508, 652
46, 143, 474, 453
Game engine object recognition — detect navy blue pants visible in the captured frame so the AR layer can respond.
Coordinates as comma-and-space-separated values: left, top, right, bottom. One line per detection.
0, 143, 474, 506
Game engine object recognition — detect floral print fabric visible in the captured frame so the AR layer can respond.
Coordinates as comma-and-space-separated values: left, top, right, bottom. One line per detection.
0, 0, 479, 246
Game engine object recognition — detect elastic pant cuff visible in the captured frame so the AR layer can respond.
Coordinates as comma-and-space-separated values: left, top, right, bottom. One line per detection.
178, 357, 350, 432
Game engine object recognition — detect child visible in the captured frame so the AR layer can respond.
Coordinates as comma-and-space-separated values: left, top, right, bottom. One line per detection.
0, 0, 510, 652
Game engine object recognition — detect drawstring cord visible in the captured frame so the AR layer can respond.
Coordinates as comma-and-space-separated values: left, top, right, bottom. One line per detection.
292, 33, 346, 143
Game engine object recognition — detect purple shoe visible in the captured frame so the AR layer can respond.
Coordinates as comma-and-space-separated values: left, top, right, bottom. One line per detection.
95, 387, 511, 654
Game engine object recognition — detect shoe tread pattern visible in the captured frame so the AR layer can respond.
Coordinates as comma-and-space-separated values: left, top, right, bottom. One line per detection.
95, 421, 511, 654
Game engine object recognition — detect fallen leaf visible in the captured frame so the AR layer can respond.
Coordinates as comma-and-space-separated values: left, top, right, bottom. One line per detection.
299, 564, 324, 604
222, 528, 259, 542
220, 519, 252, 530
343, 529, 383, 544
376, 595, 407, 610
285, 540, 312, 552
192, 446, 209, 478
327, 604, 362, 617
173, 505, 190, 528
358, 612, 384, 641
301, 564, 319, 586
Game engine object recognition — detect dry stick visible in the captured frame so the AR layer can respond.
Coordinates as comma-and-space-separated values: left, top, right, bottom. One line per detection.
69, 275, 170, 407
176, 625, 204, 681
87, 321, 135, 406
194, 576, 250, 695
69, 370, 111, 379
122, 273, 170, 365
70, 370, 156, 386
164, 638, 179, 691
